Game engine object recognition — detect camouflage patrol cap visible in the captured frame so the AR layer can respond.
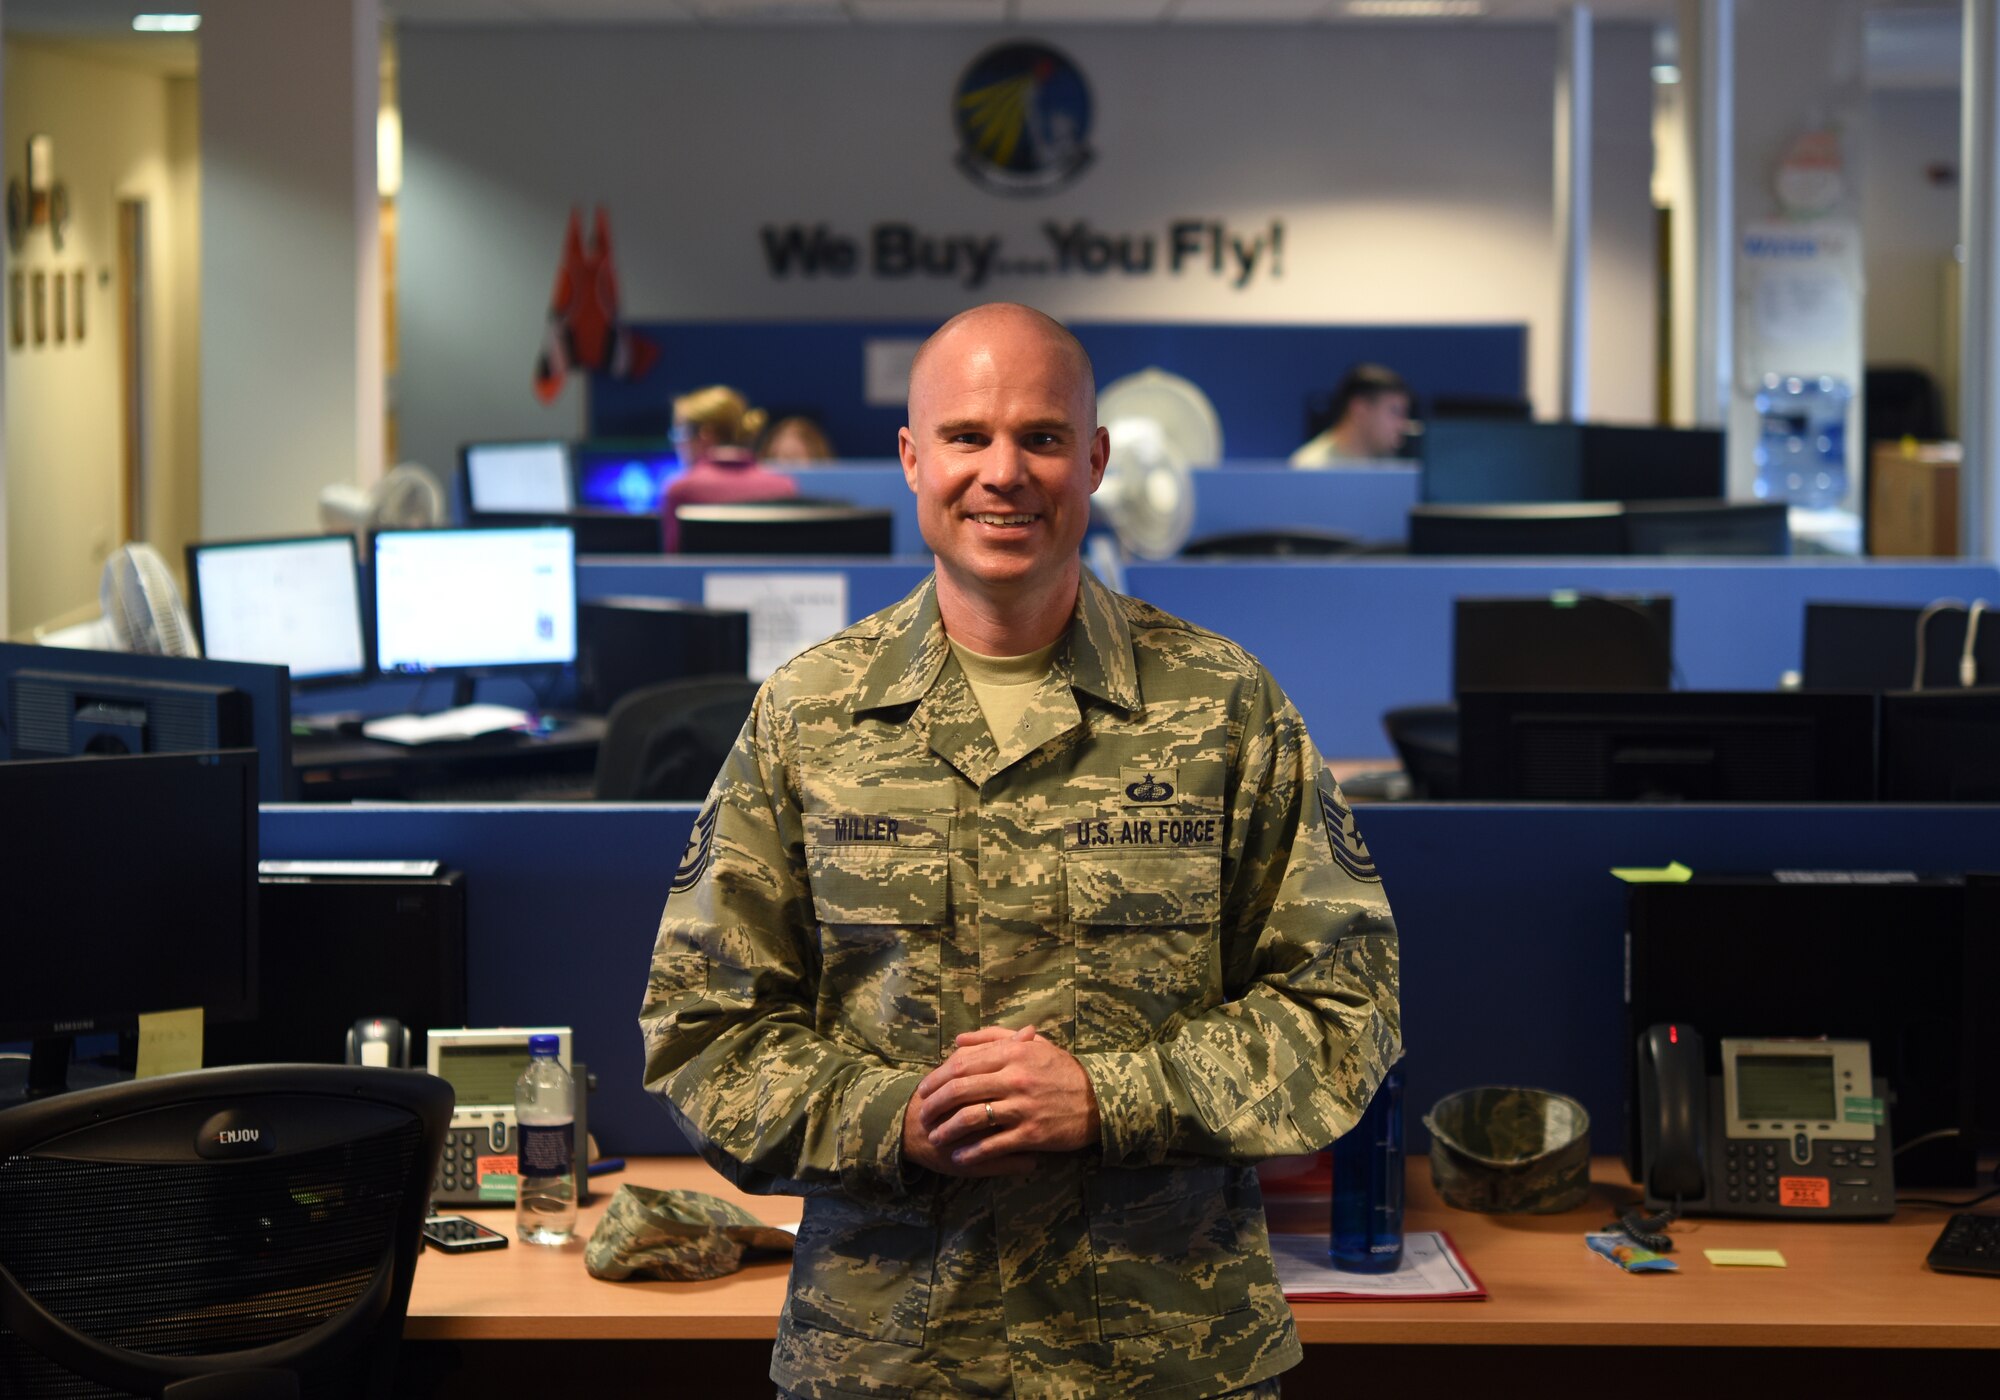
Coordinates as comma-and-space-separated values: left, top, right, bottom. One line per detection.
583, 1184, 797, 1282
1423, 1086, 1591, 1215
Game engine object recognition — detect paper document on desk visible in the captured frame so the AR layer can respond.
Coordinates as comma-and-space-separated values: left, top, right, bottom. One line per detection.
362, 704, 528, 745
1271, 1231, 1486, 1301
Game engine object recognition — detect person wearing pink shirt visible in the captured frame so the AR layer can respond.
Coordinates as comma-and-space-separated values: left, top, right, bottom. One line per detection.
661, 385, 799, 551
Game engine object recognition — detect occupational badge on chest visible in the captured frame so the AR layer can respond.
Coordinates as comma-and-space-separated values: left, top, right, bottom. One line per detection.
1120, 766, 1178, 805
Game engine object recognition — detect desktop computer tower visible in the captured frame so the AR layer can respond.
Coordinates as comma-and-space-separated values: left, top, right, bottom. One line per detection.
207, 869, 467, 1070
575, 596, 750, 715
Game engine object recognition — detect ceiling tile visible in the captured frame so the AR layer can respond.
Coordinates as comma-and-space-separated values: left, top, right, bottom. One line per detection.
1015, 0, 1174, 20
1172, 0, 1336, 22
848, 0, 1010, 23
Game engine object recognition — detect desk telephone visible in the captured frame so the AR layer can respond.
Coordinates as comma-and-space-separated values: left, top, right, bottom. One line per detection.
1634, 1024, 1894, 1219
425, 1027, 588, 1208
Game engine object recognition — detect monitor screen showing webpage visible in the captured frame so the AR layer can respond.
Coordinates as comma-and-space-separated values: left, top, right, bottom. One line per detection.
465, 440, 573, 514
190, 535, 368, 682
373, 526, 577, 674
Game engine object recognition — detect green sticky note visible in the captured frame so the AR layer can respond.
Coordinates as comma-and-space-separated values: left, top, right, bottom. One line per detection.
478, 1174, 519, 1201
1844, 1096, 1886, 1125
1704, 1249, 1787, 1268
1610, 861, 1693, 884
135, 1007, 204, 1079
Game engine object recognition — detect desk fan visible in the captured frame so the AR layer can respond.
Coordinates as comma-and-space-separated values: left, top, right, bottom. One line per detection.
1088, 369, 1221, 576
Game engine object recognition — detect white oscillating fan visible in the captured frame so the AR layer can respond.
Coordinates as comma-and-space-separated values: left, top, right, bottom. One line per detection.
1089, 368, 1220, 565
100, 542, 200, 657
319, 463, 447, 543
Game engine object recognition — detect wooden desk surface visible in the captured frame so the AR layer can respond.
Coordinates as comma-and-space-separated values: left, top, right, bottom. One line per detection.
406, 1156, 2000, 1348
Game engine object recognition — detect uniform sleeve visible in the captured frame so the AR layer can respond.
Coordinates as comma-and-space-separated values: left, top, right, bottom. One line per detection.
637, 684, 924, 1201
1076, 668, 1401, 1168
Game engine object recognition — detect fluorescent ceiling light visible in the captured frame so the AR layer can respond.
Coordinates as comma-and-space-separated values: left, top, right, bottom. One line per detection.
1345, 1, 1485, 17
133, 14, 202, 32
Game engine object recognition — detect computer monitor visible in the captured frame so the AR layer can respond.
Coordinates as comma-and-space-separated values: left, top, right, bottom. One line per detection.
0, 642, 296, 803
1626, 874, 1992, 1186
1456, 689, 1878, 801
1802, 601, 2000, 691
1408, 502, 1626, 556
372, 526, 578, 678
0, 749, 260, 1099
575, 597, 751, 715
1421, 419, 1583, 504
1878, 687, 2000, 801
1578, 425, 1726, 502
461, 440, 574, 517
1621, 499, 1790, 557
1454, 595, 1674, 694
676, 501, 896, 556
573, 440, 680, 515
185, 534, 368, 684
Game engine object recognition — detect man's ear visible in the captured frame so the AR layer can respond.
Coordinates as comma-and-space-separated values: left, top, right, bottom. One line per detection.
898, 427, 920, 492
1087, 425, 1110, 492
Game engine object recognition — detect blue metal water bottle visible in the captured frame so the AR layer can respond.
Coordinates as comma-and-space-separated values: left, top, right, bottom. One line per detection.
1330, 1061, 1404, 1272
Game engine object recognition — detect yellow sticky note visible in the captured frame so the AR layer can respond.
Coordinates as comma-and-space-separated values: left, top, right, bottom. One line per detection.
1704, 1249, 1787, 1268
1610, 861, 1694, 884
135, 1007, 204, 1079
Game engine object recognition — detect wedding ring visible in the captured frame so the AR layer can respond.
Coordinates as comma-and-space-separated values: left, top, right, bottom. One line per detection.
984, 1102, 996, 1128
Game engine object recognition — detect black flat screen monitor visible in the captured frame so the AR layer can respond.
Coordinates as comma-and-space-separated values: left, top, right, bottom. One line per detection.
1622, 500, 1790, 557
1878, 687, 2000, 801
0, 642, 295, 803
461, 440, 573, 517
372, 525, 578, 678
1457, 689, 1878, 801
677, 502, 895, 557
185, 534, 368, 684
0, 749, 260, 1098
1421, 420, 1583, 504
573, 441, 680, 515
1802, 601, 2000, 691
1454, 595, 1674, 694
1409, 503, 1626, 556
1578, 425, 1726, 502
1626, 874, 1991, 1186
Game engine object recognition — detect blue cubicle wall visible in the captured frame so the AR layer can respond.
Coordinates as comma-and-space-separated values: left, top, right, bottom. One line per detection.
259, 800, 2000, 1165
581, 557, 2000, 756
590, 321, 1526, 460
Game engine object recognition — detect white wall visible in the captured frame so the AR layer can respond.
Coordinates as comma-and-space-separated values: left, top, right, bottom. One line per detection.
398, 23, 1659, 476
2, 40, 199, 637
1864, 87, 1960, 401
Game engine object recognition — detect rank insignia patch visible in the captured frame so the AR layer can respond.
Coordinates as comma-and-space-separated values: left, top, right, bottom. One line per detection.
1320, 786, 1381, 883
671, 799, 720, 895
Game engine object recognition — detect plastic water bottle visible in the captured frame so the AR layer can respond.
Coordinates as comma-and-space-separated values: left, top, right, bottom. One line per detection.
514, 1034, 576, 1246
1753, 373, 1852, 508
1330, 1061, 1404, 1272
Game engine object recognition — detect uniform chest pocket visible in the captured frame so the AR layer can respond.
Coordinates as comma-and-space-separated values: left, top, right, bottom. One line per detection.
1067, 849, 1221, 1053
806, 844, 947, 1065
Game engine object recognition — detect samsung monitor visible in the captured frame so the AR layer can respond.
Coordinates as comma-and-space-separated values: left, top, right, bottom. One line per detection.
461, 440, 574, 517
1878, 687, 2000, 801
1456, 689, 1878, 801
676, 501, 896, 557
1578, 425, 1726, 503
0, 749, 260, 1099
0, 641, 295, 802
573, 440, 680, 515
1801, 601, 2000, 691
372, 525, 578, 677
1454, 595, 1674, 694
1621, 499, 1790, 557
185, 534, 368, 683
1408, 502, 1626, 556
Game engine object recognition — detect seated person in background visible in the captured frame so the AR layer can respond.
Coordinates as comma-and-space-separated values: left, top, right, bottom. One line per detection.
662, 384, 799, 551
758, 414, 836, 465
1291, 363, 1413, 467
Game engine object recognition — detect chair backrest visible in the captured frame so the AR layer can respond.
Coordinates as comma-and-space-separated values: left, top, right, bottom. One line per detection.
594, 675, 763, 801
0, 1064, 451, 1399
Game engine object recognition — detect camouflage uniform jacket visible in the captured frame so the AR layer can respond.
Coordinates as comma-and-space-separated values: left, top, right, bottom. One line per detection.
640, 569, 1401, 1400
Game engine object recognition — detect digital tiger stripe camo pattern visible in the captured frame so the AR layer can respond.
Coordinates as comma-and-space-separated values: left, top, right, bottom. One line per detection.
640, 569, 1400, 1399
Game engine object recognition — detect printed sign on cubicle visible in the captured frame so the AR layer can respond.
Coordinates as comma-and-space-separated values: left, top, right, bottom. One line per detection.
703, 572, 849, 681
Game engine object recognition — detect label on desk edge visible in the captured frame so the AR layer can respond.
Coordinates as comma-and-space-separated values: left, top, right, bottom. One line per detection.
258, 860, 442, 879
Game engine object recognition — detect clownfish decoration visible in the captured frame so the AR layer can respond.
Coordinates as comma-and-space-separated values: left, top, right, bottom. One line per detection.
533, 206, 658, 404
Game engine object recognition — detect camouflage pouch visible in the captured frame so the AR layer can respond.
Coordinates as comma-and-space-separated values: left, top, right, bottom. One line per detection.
583, 1184, 797, 1282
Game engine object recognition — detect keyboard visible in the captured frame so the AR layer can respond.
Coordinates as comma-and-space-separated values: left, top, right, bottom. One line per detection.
1926, 1212, 2000, 1276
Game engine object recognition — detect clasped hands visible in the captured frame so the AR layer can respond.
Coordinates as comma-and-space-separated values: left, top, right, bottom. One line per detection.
900, 1024, 1101, 1178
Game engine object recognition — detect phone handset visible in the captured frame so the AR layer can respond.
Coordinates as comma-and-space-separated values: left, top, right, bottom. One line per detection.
1637, 1022, 1708, 1205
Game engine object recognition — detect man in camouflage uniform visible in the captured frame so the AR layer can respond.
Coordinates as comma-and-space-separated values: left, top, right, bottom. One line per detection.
640, 303, 1400, 1399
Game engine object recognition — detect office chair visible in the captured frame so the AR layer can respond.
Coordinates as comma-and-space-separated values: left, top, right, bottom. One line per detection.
0, 1064, 451, 1399
1381, 703, 1462, 799
594, 674, 762, 801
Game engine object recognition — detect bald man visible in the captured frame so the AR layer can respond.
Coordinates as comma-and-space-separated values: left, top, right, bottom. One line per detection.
641, 304, 1401, 1399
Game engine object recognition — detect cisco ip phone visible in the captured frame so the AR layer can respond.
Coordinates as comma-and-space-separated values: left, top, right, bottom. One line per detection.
1634, 1023, 1895, 1219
